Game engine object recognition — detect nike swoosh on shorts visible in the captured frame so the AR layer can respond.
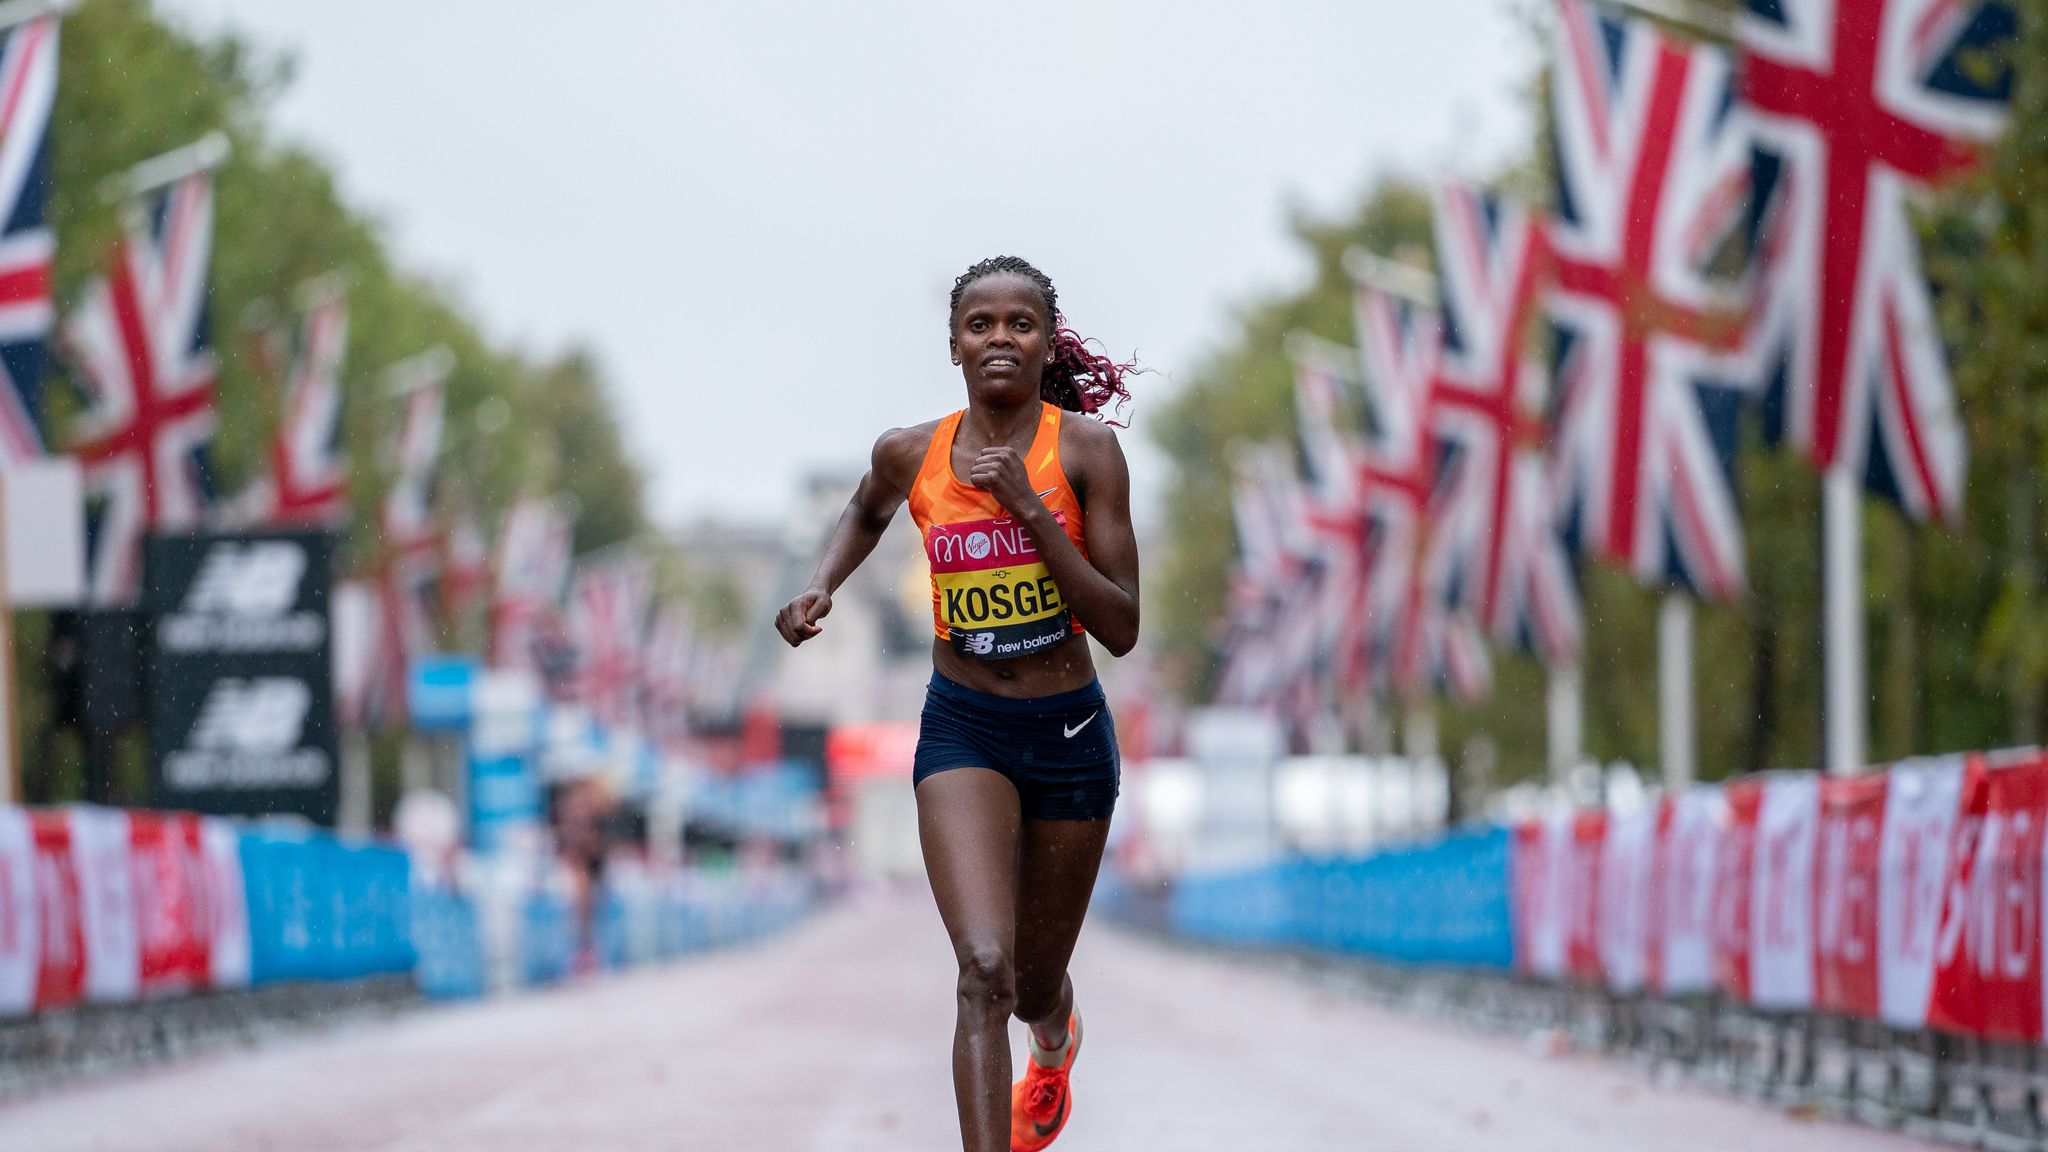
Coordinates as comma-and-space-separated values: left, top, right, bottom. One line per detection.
1064, 711, 1098, 739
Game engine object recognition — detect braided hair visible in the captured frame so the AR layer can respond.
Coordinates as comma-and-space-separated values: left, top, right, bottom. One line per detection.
948, 255, 1137, 425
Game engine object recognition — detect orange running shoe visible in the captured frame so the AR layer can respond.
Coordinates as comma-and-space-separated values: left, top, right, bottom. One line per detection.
1010, 1011, 1083, 1152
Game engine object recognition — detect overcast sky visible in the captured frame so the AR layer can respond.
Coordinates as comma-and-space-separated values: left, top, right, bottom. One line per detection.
158, 1, 1535, 528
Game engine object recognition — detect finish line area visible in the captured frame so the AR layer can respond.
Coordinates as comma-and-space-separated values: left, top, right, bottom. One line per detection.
0, 892, 1911, 1152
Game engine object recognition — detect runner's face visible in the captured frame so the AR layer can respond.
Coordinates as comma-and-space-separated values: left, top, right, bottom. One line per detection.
951, 275, 1050, 405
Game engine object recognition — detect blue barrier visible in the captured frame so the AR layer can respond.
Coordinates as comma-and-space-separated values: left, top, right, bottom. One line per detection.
411, 885, 485, 999
519, 889, 575, 986
240, 828, 416, 985
1164, 826, 1514, 969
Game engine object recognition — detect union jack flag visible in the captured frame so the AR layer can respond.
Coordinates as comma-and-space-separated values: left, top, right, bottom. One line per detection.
569, 552, 651, 729
641, 603, 695, 745
490, 494, 573, 672
1428, 183, 1582, 666
66, 170, 219, 606
366, 361, 445, 726
1351, 281, 1489, 704
1546, 0, 1752, 602
1287, 338, 1378, 721
0, 15, 56, 465
1739, 0, 2012, 523
256, 286, 348, 526
441, 501, 490, 628
1216, 446, 1313, 708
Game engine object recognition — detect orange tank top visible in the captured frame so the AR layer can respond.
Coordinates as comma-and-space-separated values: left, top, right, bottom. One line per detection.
907, 402, 1089, 659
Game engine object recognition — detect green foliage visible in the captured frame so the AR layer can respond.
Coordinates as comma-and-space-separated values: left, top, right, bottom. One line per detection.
1149, 1, 2048, 784
18, 1, 655, 803
45, 0, 652, 579
48, 0, 647, 572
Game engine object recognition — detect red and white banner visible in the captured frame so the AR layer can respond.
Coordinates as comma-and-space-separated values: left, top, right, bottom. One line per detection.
1751, 774, 1820, 1011
1511, 819, 1549, 977
68, 806, 140, 1004
0, 807, 36, 1016
1566, 811, 1606, 984
128, 811, 209, 997
1654, 787, 1720, 996
201, 817, 250, 990
1930, 752, 2045, 1042
1712, 778, 1764, 1002
1512, 814, 1573, 980
1597, 807, 1654, 994
1878, 755, 1970, 1029
29, 810, 83, 1011
1815, 774, 1885, 1018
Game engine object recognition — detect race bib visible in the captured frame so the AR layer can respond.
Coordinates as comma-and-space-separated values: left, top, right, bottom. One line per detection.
927, 515, 1073, 660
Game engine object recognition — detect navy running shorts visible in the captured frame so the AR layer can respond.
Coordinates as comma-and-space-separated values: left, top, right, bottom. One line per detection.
913, 671, 1119, 822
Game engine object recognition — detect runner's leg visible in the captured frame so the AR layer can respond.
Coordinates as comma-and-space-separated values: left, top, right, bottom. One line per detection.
1011, 817, 1111, 1049
917, 767, 1024, 1152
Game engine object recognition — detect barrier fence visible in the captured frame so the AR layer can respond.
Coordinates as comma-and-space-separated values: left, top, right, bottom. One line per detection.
0, 804, 817, 1022
1114, 748, 2048, 1142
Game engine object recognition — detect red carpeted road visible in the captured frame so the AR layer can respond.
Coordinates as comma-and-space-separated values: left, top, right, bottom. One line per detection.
0, 890, 1920, 1151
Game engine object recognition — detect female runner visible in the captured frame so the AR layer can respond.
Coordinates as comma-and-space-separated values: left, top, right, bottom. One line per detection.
776, 256, 1140, 1152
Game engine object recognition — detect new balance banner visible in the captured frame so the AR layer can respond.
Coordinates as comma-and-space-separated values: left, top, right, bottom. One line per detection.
1878, 755, 1970, 1029
1654, 788, 1720, 996
143, 532, 339, 825
1751, 774, 1821, 1011
0, 808, 35, 1016
1712, 778, 1763, 1002
1815, 774, 1885, 1018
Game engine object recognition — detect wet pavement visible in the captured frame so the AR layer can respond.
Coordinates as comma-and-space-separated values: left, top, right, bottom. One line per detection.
0, 889, 1925, 1151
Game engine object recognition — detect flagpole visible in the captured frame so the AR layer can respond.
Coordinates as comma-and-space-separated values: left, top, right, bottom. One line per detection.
1593, 0, 1733, 40
0, 0, 74, 34
1658, 592, 1695, 789
0, 469, 13, 804
1823, 464, 1865, 776
382, 345, 455, 396
100, 131, 230, 203
1342, 249, 1437, 305
1546, 661, 1583, 785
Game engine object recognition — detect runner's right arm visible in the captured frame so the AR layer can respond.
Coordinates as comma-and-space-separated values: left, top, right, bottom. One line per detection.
775, 426, 924, 647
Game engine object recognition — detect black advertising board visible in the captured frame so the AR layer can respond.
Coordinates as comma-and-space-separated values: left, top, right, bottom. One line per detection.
143, 531, 339, 825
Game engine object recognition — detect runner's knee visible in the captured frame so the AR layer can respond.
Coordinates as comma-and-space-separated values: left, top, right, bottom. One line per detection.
956, 942, 1016, 1014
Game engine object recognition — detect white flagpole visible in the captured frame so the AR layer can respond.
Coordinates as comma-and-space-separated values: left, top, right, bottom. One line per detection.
382, 344, 455, 397
0, 0, 74, 35
1823, 464, 1865, 776
1547, 660, 1584, 786
1401, 703, 1438, 761
100, 130, 231, 203
1342, 249, 1437, 305
1658, 593, 1695, 789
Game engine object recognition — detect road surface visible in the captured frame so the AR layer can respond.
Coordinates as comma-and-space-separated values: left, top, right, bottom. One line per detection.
0, 889, 1923, 1151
